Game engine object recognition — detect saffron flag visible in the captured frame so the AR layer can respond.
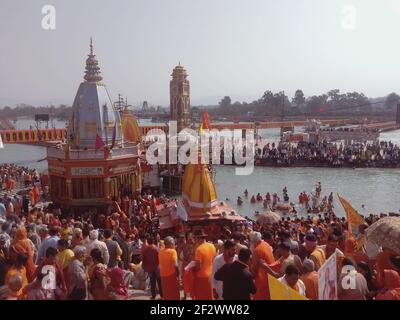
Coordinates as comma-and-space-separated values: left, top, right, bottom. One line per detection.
268, 274, 308, 300
199, 111, 211, 133
337, 194, 366, 236
202, 111, 211, 130
95, 133, 105, 152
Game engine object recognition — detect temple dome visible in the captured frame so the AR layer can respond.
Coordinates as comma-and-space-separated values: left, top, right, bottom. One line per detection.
68, 38, 122, 149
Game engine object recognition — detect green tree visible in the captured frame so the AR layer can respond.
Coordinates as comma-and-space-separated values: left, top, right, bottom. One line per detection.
219, 96, 231, 108
260, 90, 274, 105
384, 92, 400, 111
292, 89, 306, 108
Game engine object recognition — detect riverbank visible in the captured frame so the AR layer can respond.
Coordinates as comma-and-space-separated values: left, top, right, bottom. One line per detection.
253, 159, 400, 168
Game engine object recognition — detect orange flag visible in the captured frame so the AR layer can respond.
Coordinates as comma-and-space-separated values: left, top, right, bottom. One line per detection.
337, 194, 366, 236
202, 111, 211, 130
199, 111, 211, 134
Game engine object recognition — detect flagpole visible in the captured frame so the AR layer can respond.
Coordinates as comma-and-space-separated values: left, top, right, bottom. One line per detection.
104, 103, 109, 146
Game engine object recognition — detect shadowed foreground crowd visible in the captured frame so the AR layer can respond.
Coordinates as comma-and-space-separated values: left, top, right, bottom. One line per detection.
1, 165, 400, 300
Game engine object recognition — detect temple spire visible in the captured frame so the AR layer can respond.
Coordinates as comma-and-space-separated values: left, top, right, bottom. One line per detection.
90, 36, 93, 55
84, 37, 103, 82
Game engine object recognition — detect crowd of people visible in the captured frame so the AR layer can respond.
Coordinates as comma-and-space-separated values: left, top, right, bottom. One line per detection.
253, 140, 400, 168
240, 183, 335, 217
0, 164, 399, 301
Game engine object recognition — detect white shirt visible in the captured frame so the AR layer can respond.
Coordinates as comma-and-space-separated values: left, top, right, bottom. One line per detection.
85, 239, 110, 266
211, 253, 237, 300
278, 276, 306, 296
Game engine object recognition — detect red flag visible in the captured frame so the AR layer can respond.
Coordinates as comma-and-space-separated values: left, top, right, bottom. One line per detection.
95, 133, 105, 152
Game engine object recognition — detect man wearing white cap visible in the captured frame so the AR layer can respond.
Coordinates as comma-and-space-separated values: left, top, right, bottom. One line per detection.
85, 230, 110, 266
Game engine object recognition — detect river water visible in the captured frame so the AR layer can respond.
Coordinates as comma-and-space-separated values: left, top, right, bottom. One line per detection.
1, 119, 400, 217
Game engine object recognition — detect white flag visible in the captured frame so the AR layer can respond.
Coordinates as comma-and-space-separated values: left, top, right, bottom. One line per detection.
0, 134, 3, 149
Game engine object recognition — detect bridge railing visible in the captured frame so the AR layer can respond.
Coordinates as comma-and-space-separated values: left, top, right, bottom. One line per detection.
0, 128, 67, 144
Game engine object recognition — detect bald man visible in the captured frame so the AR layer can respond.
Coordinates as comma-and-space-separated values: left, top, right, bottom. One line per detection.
159, 236, 180, 300
250, 231, 275, 300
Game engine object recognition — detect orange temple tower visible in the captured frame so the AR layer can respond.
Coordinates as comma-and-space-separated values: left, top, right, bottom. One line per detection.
180, 162, 245, 223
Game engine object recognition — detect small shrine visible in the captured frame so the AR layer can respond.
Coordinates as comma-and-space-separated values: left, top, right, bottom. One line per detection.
157, 161, 245, 236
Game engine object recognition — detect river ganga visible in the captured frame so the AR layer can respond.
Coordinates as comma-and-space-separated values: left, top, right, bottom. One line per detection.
1, 119, 400, 218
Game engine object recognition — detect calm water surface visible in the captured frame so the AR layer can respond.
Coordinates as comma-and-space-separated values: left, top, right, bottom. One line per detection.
1, 120, 399, 217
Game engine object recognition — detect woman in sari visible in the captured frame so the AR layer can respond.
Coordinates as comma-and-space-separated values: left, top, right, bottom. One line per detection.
106, 267, 128, 300
9, 226, 36, 282
88, 248, 109, 300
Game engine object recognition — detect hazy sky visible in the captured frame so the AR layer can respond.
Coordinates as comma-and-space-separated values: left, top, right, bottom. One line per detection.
1, 0, 400, 107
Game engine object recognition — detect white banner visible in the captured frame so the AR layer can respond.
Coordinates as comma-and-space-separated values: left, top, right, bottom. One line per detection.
318, 252, 337, 300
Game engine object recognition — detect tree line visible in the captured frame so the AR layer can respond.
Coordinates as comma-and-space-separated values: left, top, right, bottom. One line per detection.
201, 90, 400, 118
1, 90, 399, 121
0, 104, 72, 120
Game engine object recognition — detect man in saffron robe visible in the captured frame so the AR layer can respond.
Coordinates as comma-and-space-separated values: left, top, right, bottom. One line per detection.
192, 230, 216, 300
9, 227, 36, 282
250, 231, 275, 300
300, 259, 319, 300
159, 236, 180, 300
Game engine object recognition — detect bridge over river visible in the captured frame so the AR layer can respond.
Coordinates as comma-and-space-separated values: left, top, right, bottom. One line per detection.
1, 118, 399, 144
